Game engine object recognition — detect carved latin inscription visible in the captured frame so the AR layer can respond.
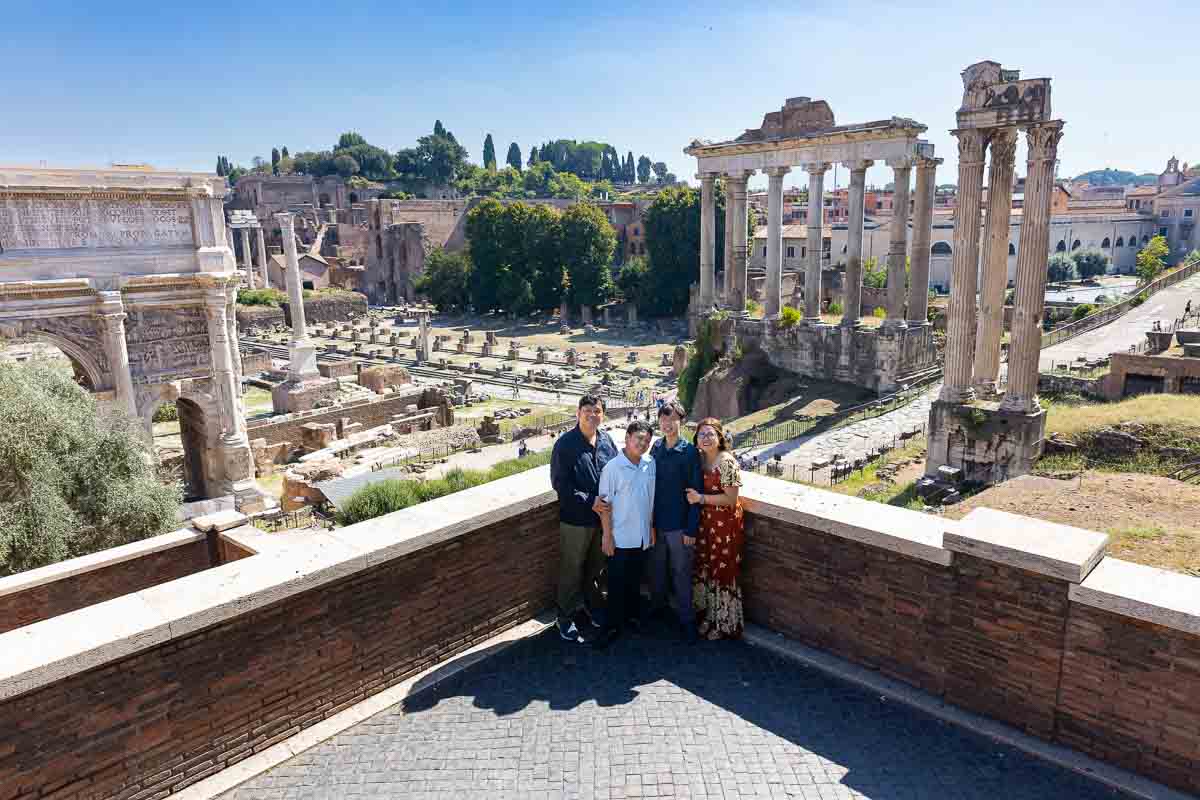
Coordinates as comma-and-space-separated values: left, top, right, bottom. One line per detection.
0, 195, 193, 250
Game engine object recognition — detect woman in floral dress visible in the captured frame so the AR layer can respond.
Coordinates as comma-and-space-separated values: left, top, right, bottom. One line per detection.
686, 417, 744, 640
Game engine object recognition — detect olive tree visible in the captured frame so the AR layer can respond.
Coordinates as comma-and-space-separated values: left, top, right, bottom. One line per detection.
0, 359, 181, 576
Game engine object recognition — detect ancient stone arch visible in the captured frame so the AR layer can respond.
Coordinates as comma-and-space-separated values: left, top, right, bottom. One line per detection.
0, 166, 268, 511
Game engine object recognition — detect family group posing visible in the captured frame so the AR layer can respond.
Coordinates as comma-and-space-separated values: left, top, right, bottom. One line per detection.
549, 394, 744, 648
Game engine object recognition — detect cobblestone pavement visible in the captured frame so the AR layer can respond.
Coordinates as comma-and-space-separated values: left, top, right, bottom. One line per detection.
741, 386, 937, 475
1038, 269, 1200, 370
219, 627, 1125, 800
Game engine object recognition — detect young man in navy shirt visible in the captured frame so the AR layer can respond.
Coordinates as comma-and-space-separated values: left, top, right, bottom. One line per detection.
648, 400, 703, 643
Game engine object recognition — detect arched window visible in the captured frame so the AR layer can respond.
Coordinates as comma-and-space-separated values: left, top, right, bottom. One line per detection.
1071, 239, 1082, 250
1101, 237, 1111, 249
1056, 240, 1066, 252
1008, 243, 1016, 256
931, 241, 952, 256
1115, 236, 1124, 247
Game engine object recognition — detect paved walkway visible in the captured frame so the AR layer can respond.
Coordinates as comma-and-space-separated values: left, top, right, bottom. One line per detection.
218, 627, 1124, 800
741, 387, 936, 474
1038, 270, 1200, 370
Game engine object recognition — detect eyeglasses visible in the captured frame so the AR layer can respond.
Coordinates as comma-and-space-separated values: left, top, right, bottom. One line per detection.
697, 430, 718, 440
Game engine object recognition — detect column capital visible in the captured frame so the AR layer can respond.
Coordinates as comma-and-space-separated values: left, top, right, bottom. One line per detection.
1024, 121, 1065, 163
951, 128, 988, 166
695, 171, 720, 183
763, 166, 791, 178
987, 127, 1019, 162
95, 311, 127, 333
915, 155, 944, 171
803, 162, 831, 175
843, 159, 874, 172
275, 211, 295, 230
724, 169, 755, 182
886, 156, 914, 170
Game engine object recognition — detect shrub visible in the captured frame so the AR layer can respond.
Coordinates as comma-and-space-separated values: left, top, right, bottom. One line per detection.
827, 301, 844, 315
745, 299, 762, 317
873, 306, 887, 319
237, 288, 287, 307
1071, 303, 1097, 321
1094, 294, 1112, 305
152, 401, 178, 423
779, 306, 802, 328
1071, 249, 1110, 279
1130, 292, 1147, 307
0, 360, 181, 576
1047, 253, 1077, 283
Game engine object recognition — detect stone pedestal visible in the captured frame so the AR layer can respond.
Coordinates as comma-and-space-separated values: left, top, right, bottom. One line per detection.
481, 342, 494, 357
924, 400, 1046, 485
457, 341, 466, 354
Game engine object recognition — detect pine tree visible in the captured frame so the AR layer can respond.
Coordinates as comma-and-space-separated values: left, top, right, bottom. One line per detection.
506, 142, 523, 171
483, 134, 497, 171
434, 120, 446, 137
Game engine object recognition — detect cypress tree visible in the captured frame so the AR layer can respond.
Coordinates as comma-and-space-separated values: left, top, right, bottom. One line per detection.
528, 145, 539, 166
434, 120, 446, 137
271, 148, 281, 175
483, 134, 497, 170
281, 146, 289, 158
506, 142, 523, 171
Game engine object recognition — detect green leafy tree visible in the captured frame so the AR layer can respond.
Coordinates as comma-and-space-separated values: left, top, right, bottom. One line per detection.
337, 132, 367, 149
0, 360, 181, 576
332, 153, 360, 178
528, 145, 539, 166
641, 185, 727, 316
483, 134, 497, 171
281, 146, 289, 159
506, 142, 522, 171
1047, 253, 1077, 282
414, 248, 474, 312
625, 151, 635, 183
616, 256, 654, 310
560, 203, 616, 308
395, 122, 470, 186
521, 203, 567, 311
862, 256, 887, 288
1071, 248, 1110, 279
465, 198, 507, 312
271, 148, 280, 175
1136, 235, 1170, 283
1071, 303, 1097, 321
637, 156, 652, 184
434, 120, 446, 137
652, 161, 669, 184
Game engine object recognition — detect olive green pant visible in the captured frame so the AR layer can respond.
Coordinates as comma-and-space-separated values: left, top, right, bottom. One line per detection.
557, 522, 606, 620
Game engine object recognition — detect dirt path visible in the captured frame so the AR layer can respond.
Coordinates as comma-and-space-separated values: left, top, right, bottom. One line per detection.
944, 471, 1200, 576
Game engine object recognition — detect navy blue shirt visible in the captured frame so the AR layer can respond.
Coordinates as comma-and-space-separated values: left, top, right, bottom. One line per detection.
550, 425, 619, 526
650, 436, 702, 536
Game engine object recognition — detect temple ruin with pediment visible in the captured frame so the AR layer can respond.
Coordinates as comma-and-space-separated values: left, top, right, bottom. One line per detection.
685, 97, 941, 394
0, 166, 267, 510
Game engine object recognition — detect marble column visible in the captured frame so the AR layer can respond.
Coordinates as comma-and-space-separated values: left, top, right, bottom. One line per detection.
841, 160, 872, 327
939, 129, 988, 404
1002, 122, 1065, 413
803, 163, 829, 322
723, 178, 735, 306
226, 292, 243, 397
972, 129, 1018, 395
96, 291, 137, 419
884, 158, 912, 329
239, 227, 255, 289
698, 173, 717, 308
764, 166, 790, 318
728, 171, 752, 314
907, 156, 940, 325
255, 226, 269, 288
276, 213, 319, 381
203, 288, 248, 444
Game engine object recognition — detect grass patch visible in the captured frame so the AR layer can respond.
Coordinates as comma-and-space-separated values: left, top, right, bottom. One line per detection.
1044, 393, 1200, 439
814, 437, 928, 510
335, 449, 552, 526
238, 288, 287, 307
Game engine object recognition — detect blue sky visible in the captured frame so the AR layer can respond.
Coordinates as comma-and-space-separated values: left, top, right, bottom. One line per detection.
5, 0, 1197, 191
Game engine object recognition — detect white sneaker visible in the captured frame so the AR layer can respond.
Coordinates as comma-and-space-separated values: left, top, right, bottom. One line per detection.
557, 618, 584, 643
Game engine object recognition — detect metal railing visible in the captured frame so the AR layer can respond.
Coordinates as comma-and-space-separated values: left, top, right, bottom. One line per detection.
1040, 255, 1200, 350
251, 506, 333, 532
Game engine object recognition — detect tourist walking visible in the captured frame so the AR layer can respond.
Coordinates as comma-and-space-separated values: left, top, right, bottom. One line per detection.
550, 395, 618, 643
686, 418, 745, 640
594, 420, 656, 648
648, 400, 703, 643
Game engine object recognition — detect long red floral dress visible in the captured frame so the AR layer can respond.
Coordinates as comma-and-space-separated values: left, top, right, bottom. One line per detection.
693, 454, 744, 640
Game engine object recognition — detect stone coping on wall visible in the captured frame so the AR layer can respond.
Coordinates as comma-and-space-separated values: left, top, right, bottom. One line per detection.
740, 472, 953, 565
944, 507, 1108, 583
0, 527, 204, 600
1070, 557, 1200, 636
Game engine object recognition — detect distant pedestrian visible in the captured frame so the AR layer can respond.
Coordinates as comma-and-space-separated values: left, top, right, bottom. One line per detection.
1187, 299, 1193, 316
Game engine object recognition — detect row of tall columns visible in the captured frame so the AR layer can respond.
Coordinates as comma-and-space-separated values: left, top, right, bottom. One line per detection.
940, 122, 1064, 410
803, 163, 829, 322
1001, 122, 1065, 413
972, 129, 1018, 394
907, 157, 941, 324
763, 167, 789, 318
840, 161, 872, 327
277, 213, 320, 382
239, 228, 255, 289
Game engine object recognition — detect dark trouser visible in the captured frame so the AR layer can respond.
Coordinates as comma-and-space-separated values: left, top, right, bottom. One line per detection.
557, 523, 606, 621
649, 528, 696, 631
606, 546, 646, 633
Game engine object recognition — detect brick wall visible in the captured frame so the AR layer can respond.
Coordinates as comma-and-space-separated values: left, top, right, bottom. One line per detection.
281, 292, 367, 326
0, 538, 211, 636
0, 504, 559, 800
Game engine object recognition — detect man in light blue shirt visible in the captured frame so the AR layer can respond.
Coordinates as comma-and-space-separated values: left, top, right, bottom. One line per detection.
595, 420, 656, 647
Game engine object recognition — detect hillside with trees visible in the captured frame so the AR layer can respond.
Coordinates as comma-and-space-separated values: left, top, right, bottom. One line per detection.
1072, 168, 1157, 186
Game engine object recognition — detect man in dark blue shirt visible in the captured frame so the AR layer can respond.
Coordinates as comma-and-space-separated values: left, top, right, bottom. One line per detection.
648, 399, 703, 643
550, 394, 619, 643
